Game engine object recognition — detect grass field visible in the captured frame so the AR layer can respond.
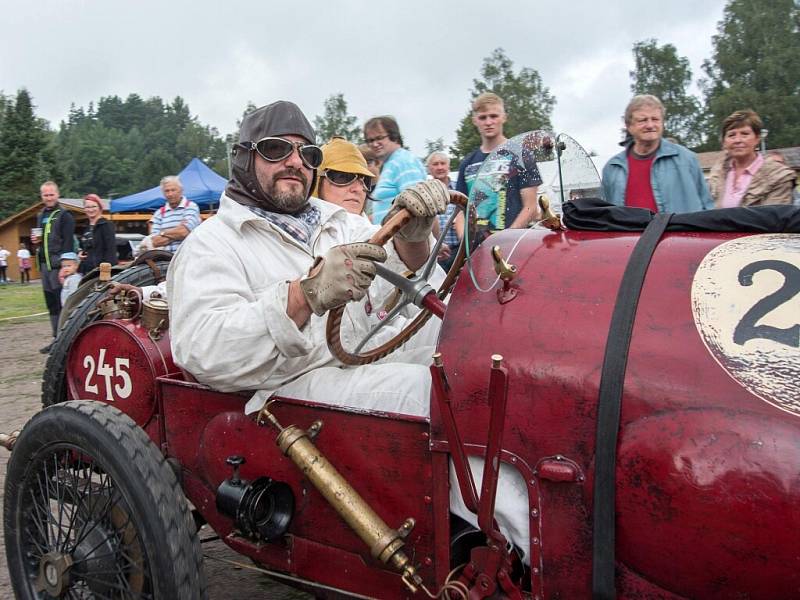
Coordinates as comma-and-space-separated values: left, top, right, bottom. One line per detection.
0, 282, 47, 320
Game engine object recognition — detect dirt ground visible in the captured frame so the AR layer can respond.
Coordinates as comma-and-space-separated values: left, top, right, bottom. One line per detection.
0, 314, 310, 599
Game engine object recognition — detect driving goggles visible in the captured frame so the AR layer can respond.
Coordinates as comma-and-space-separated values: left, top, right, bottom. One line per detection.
249, 137, 323, 169
321, 169, 375, 192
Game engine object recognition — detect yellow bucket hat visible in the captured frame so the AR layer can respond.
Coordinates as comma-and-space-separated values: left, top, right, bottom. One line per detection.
313, 137, 374, 196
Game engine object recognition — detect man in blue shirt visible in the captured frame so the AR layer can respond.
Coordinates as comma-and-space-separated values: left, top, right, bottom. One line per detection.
364, 116, 426, 223
601, 95, 712, 213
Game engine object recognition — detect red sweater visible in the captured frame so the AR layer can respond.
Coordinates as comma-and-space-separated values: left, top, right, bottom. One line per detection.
625, 152, 658, 211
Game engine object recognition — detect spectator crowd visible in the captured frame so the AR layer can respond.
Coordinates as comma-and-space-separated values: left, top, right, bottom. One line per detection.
7, 91, 797, 354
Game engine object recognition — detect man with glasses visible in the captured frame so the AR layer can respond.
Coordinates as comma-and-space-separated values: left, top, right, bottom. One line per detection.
363, 116, 426, 223
602, 94, 712, 212
168, 100, 448, 417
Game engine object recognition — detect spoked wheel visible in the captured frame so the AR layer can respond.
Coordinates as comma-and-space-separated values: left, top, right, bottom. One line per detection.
4, 401, 206, 599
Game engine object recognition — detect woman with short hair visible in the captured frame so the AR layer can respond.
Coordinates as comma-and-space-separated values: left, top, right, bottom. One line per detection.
708, 110, 796, 207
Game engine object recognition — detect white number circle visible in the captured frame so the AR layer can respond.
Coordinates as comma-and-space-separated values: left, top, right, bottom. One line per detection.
691, 234, 800, 417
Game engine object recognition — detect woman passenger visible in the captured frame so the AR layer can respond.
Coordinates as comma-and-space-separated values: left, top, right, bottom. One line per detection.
707, 110, 796, 208
313, 137, 375, 217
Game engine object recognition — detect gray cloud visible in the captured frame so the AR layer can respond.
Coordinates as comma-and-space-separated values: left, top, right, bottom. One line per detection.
0, 0, 727, 166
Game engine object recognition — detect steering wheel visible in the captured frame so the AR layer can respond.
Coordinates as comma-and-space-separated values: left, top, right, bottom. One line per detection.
326, 190, 469, 366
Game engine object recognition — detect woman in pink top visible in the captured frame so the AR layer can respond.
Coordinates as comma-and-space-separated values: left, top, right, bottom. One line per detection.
708, 109, 795, 208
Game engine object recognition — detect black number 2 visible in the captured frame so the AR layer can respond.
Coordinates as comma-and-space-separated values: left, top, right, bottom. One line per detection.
733, 259, 800, 348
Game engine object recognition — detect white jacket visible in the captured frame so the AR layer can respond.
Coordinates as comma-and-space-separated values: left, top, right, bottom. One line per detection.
168, 193, 441, 400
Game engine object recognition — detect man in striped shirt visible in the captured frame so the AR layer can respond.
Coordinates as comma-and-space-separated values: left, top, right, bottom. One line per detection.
150, 176, 201, 252
364, 116, 426, 223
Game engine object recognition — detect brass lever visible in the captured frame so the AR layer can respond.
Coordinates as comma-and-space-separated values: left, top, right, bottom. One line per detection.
492, 246, 517, 282
538, 195, 564, 231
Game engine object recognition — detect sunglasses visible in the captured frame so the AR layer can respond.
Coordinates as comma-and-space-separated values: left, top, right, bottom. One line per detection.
250, 137, 323, 169
322, 169, 374, 192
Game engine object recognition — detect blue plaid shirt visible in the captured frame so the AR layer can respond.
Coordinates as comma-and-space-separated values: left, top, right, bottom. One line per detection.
437, 180, 459, 248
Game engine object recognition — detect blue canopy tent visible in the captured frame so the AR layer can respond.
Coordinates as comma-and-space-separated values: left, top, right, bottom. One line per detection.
110, 158, 227, 213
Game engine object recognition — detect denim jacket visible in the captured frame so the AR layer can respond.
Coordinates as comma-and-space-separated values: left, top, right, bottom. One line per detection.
601, 139, 713, 213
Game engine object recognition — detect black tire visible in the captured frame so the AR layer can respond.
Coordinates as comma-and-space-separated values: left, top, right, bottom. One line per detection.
42, 260, 171, 407
4, 400, 206, 599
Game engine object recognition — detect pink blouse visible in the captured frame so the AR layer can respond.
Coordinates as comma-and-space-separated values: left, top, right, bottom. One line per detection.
721, 154, 764, 208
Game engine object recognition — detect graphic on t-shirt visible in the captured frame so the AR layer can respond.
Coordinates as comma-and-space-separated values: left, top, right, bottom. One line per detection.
471, 154, 514, 230
468, 147, 542, 231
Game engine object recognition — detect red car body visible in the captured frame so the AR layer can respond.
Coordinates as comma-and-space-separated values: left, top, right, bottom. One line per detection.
64, 228, 800, 598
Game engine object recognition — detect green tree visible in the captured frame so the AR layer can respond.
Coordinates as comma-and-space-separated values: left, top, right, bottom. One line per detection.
451, 48, 556, 163
699, 0, 800, 149
0, 92, 10, 132
630, 39, 703, 147
424, 137, 445, 156
0, 89, 54, 218
313, 93, 361, 143
56, 93, 229, 196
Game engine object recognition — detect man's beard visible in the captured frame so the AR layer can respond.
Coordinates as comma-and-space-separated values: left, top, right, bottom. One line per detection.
257, 168, 309, 214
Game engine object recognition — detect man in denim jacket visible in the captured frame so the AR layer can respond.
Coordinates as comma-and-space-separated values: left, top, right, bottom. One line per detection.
602, 95, 712, 213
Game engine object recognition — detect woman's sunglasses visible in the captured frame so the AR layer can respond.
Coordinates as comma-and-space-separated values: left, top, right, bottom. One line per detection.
322, 169, 374, 192
250, 137, 323, 169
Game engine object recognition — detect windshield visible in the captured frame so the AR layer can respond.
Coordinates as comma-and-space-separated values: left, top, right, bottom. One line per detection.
462, 130, 600, 289
467, 130, 600, 230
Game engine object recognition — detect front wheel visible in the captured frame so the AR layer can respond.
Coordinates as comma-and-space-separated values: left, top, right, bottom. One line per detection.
4, 401, 206, 599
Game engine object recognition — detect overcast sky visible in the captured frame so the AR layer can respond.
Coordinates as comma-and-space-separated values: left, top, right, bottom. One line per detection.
1, 0, 728, 168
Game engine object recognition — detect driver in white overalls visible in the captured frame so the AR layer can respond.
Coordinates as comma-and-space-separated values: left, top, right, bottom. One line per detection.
167, 100, 530, 563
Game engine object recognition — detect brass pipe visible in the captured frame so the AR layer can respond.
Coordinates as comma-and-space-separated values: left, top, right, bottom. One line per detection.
261, 409, 422, 592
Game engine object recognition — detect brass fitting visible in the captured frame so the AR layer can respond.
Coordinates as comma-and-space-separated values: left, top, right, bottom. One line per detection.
98, 262, 112, 282
142, 297, 169, 340
261, 408, 422, 592
538, 195, 565, 231
491, 246, 517, 282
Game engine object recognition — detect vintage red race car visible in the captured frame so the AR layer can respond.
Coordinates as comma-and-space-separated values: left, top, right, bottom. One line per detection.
3, 138, 799, 599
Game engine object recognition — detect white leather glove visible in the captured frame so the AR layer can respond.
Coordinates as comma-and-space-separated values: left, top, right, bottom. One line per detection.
299, 243, 387, 316
386, 180, 449, 242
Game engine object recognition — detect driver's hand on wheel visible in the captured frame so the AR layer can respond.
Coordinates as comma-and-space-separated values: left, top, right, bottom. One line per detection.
300, 243, 387, 316
388, 180, 449, 242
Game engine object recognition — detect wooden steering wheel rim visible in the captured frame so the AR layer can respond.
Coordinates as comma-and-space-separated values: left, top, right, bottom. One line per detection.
326, 190, 469, 366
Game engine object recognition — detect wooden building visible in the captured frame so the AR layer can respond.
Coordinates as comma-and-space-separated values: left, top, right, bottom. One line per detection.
0, 198, 152, 282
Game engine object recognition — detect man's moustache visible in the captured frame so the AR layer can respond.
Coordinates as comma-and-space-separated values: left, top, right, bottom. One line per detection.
275, 169, 308, 186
